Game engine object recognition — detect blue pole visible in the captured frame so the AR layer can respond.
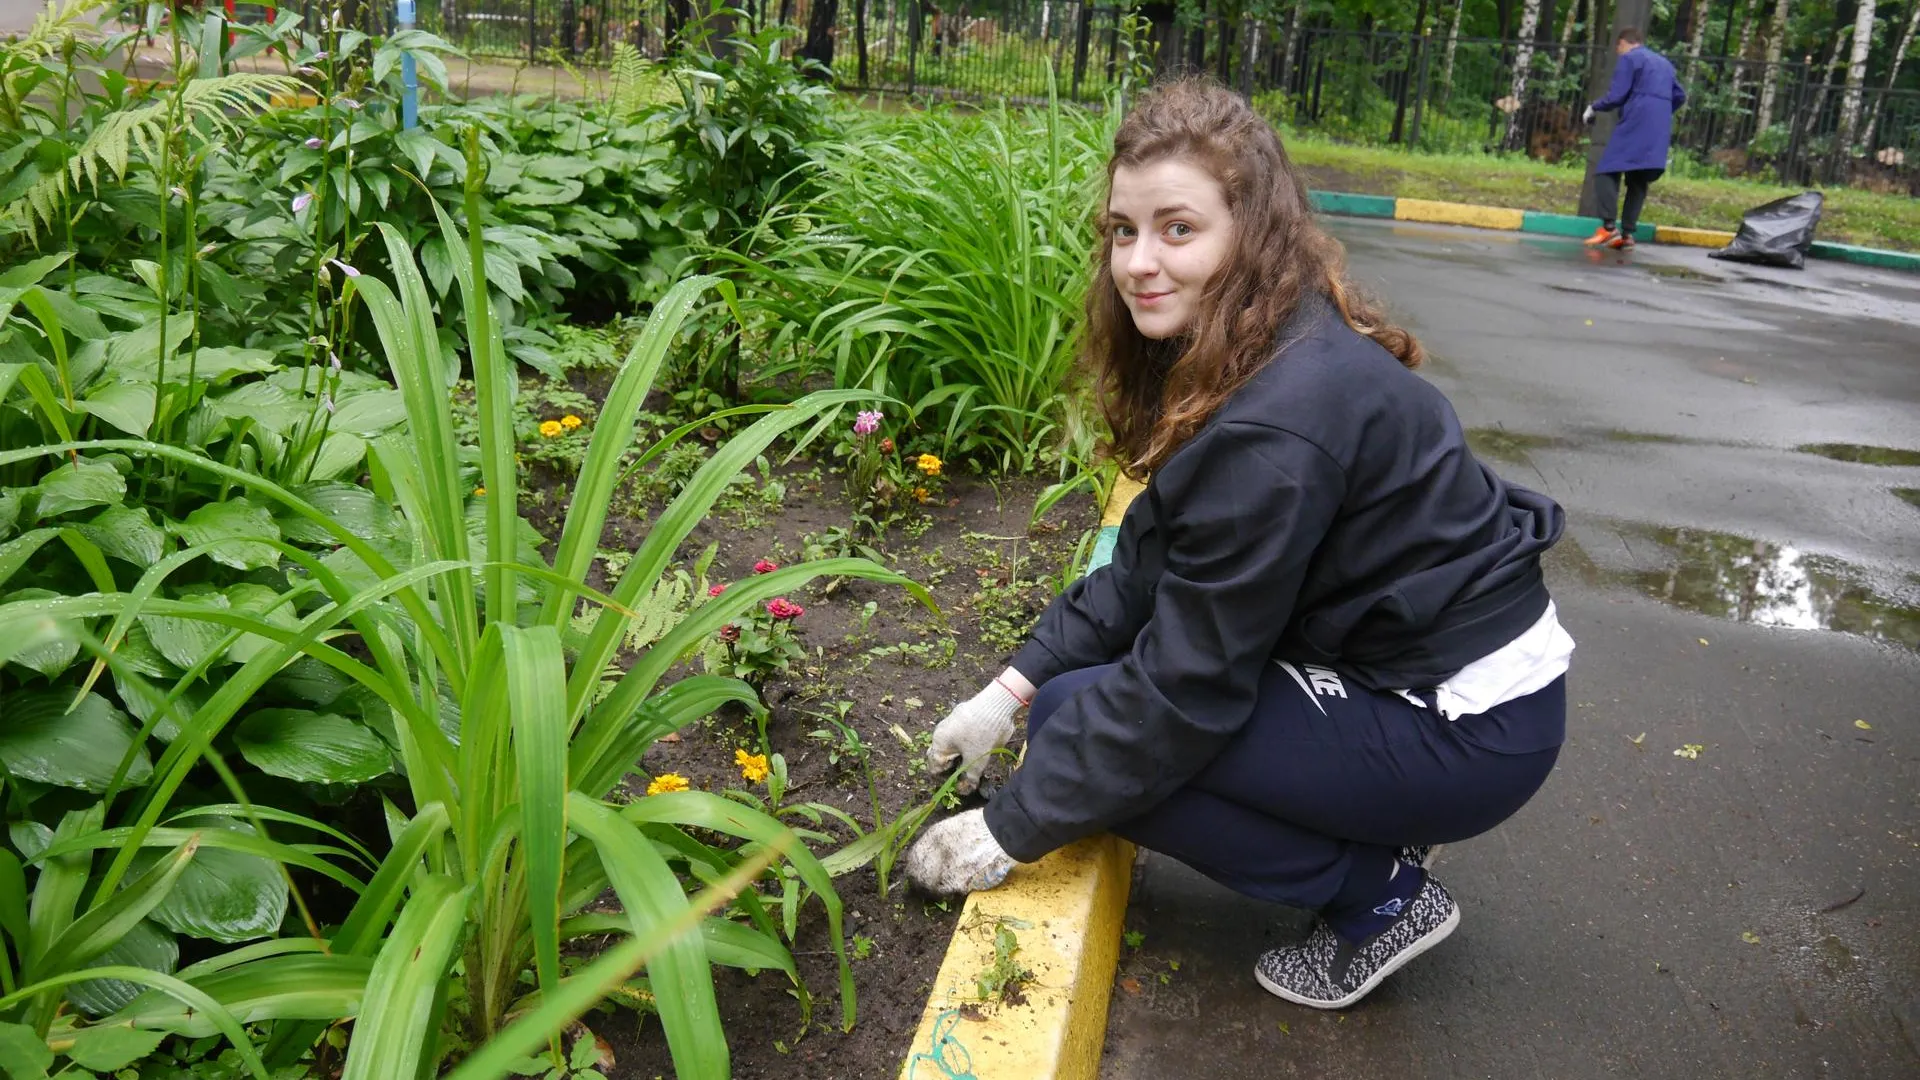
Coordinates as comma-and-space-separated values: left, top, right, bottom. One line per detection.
398, 0, 419, 129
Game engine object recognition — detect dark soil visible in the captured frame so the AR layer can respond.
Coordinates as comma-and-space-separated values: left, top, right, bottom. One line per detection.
533, 418, 1098, 1079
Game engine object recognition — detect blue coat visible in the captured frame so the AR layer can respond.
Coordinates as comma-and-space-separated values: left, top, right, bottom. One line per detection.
1592, 47, 1687, 174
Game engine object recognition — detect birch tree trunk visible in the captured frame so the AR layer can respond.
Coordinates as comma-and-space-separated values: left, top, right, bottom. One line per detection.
1806, 23, 1855, 135
1442, 0, 1466, 96
1863, 0, 1920, 145
1503, 0, 1545, 149
1756, 0, 1792, 131
1730, 4, 1757, 98
1838, 0, 1877, 148
1689, 0, 1713, 66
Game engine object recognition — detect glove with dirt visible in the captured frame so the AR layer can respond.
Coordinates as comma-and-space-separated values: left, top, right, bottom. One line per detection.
904, 808, 1016, 894
926, 668, 1035, 794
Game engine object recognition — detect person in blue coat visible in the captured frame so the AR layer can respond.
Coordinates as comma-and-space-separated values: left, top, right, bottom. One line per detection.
1582, 27, 1686, 250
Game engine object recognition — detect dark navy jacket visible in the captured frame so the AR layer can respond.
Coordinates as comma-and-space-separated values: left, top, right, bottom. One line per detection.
985, 296, 1564, 863
1593, 46, 1687, 174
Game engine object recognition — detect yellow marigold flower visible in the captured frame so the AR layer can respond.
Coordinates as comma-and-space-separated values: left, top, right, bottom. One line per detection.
735, 748, 770, 784
538, 419, 564, 438
916, 453, 942, 476
913, 486, 930, 503
645, 773, 690, 796
561, 414, 583, 430
473, 486, 487, 496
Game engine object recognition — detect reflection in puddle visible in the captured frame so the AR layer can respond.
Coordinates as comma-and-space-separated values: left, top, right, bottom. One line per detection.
1796, 443, 1920, 467
1607, 525, 1920, 650
1643, 263, 1722, 283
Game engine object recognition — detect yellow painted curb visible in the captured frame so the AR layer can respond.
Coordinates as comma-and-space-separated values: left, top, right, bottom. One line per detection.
901, 476, 1147, 1079
1102, 474, 1145, 527
900, 835, 1136, 1080
1393, 198, 1526, 232
1654, 225, 1735, 248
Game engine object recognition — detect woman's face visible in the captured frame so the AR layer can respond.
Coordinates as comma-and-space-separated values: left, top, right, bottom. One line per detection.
1107, 158, 1235, 340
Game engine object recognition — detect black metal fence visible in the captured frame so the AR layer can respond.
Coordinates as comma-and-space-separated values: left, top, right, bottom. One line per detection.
387, 0, 1917, 194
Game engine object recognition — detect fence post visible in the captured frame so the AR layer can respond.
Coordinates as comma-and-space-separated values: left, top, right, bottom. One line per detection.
1409, 31, 1431, 148
1071, 1, 1092, 100
397, 0, 418, 129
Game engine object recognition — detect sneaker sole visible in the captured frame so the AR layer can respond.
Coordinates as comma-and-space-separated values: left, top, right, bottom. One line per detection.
1252, 904, 1462, 1010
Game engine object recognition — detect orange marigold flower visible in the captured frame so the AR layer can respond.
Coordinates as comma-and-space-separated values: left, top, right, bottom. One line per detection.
561, 414, 583, 430
645, 773, 690, 796
474, 486, 487, 496
913, 486, 930, 503
735, 748, 770, 783
916, 453, 942, 476
538, 419, 564, 438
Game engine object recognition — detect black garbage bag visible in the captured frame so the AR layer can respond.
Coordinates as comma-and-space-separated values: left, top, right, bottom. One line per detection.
1708, 191, 1824, 269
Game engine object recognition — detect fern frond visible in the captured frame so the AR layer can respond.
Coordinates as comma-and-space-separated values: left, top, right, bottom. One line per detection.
610, 43, 649, 118
6, 0, 117, 62
624, 572, 691, 652
5, 71, 306, 235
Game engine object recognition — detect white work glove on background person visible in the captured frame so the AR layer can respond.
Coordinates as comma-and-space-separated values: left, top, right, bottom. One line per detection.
904, 808, 1016, 894
1582, 104, 1596, 124
926, 667, 1035, 794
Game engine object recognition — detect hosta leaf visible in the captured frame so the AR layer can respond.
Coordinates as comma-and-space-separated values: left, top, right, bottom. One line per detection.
327, 389, 406, 437
308, 431, 368, 481
78, 505, 168, 566
0, 528, 59, 589
112, 622, 176, 678
75, 378, 156, 436
167, 499, 280, 570
224, 583, 301, 666
65, 917, 179, 1018
31, 459, 125, 520
133, 823, 287, 943
115, 671, 202, 743
279, 482, 395, 544
137, 591, 232, 671
208, 381, 307, 436
0, 691, 152, 791
103, 314, 194, 373
7, 601, 81, 677
0, 489, 20, 532
65, 1024, 168, 1070
187, 346, 277, 382
235, 709, 392, 784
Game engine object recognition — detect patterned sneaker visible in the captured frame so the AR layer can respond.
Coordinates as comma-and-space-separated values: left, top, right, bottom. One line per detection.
1609, 232, 1637, 250
1253, 875, 1460, 1009
1583, 225, 1618, 247
1395, 844, 1441, 869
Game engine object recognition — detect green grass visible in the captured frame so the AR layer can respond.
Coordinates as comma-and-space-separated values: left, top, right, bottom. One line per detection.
1281, 133, 1920, 253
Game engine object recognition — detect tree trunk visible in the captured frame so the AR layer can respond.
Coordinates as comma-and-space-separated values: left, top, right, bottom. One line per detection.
1688, 0, 1713, 64
1279, 0, 1307, 93
1729, 3, 1757, 99
854, 0, 868, 83
1393, 0, 1434, 142
1805, 22, 1855, 137
1756, 0, 1791, 130
1504, 0, 1545, 150
1863, 0, 1919, 143
1442, 0, 1465, 96
1838, 0, 1876, 148
1560, 0, 1583, 47
801, 0, 839, 74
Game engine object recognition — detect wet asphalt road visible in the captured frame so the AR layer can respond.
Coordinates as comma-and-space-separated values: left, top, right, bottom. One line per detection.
1100, 219, 1920, 1080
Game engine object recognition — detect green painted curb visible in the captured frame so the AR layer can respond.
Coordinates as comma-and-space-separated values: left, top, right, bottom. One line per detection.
1088, 525, 1120, 573
1309, 191, 1397, 218
1519, 211, 1598, 239
1809, 241, 1920, 273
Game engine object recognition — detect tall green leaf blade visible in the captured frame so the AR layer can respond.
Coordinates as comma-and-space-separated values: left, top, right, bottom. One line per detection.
338, 876, 471, 1080
573, 675, 757, 801
0, 965, 269, 1078
564, 796, 727, 1080
538, 274, 717, 627
501, 626, 569, 1005
107, 952, 374, 1036
38, 837, 196, 979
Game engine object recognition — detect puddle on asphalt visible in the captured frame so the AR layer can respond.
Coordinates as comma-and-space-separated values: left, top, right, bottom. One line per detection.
1796, 443, 1920, 467
1596, 523, 1920, 651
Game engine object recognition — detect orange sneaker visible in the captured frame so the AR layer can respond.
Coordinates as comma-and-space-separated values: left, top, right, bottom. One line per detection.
1583, 226, 1618, 247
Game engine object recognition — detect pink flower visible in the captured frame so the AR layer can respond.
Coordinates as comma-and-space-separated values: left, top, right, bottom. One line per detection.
304, 136, 324, 150
718, 623, 741, 643
853, 409, 882, 436
880, 437, 894, 453
753, 560, 778, 574
708, 583, 726, 597
766, 598, 804, 621
292, 192, 313, 214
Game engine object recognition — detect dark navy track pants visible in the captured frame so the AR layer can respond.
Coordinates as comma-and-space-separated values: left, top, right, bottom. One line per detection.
1026, 660, 1565, 911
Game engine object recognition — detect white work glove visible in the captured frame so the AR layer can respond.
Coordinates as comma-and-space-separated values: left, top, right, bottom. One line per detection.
1582, 104, 1596, 125
926, 668, 1033, 794
903, 808, 1016, 895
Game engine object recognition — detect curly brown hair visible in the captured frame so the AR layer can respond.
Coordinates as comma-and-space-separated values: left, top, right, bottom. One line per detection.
1088, 79, 1424, 477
